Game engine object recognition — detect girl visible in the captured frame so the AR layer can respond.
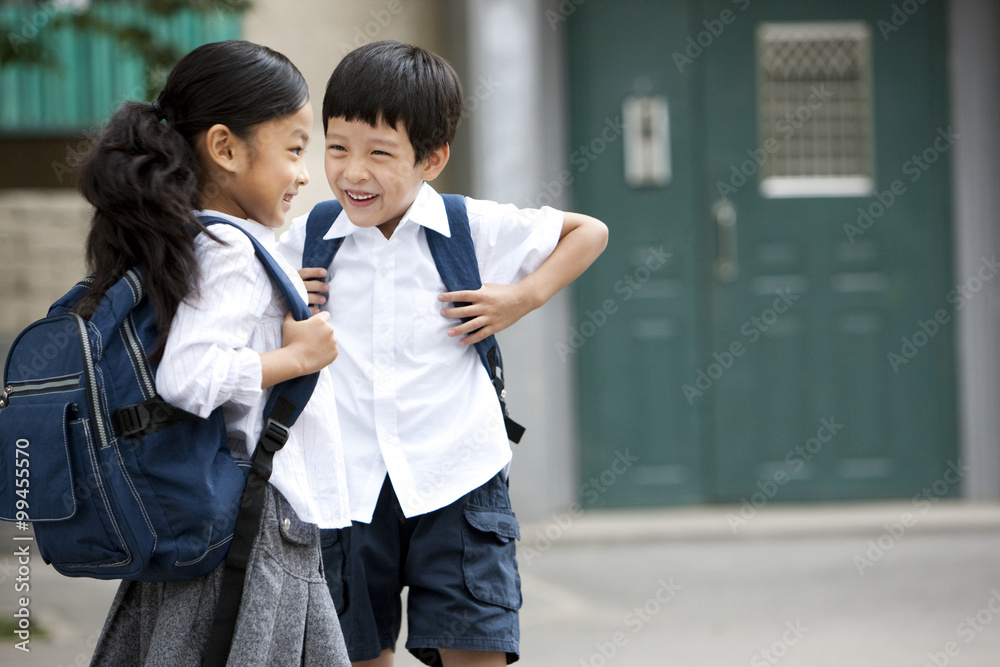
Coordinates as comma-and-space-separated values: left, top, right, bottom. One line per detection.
76, 40, 351, 666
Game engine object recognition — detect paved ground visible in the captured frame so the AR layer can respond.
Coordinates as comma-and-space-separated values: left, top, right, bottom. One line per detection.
3, 500, 1000, 666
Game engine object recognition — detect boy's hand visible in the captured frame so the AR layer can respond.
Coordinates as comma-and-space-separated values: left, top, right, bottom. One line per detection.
299, 267, 329, 314
439, 283, 540, 346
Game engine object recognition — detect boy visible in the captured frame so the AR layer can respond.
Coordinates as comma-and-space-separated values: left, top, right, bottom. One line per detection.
278, 40, 608, 667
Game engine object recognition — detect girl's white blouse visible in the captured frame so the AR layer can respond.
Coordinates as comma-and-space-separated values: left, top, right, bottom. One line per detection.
154, 210, 349, 529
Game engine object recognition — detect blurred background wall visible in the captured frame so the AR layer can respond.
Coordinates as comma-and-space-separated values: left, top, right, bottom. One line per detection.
1, 0, 997, 520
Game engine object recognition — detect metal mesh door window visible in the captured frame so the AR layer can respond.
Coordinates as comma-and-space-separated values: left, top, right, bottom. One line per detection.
756, 22, 874, 197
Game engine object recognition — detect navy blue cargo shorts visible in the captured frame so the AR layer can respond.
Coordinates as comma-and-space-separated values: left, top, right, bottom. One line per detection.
321, 473, 521, 665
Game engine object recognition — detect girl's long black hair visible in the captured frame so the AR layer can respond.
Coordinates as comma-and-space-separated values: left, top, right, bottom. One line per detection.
75, 40, 308, 359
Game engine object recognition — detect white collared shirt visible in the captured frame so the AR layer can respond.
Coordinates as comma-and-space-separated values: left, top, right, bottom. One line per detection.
155, 210, 350, 529
278, 183, 563, 522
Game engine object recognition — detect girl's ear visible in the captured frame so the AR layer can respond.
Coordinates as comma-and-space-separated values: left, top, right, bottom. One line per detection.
421, 143, 450, 181
201, 123, 242, 174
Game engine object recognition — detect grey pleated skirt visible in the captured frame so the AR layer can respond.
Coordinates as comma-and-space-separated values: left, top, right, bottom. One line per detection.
89, 485, 350, 667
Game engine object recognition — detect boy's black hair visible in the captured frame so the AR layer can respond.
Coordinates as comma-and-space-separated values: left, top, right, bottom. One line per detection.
323, 40, 463, 163
75, 40, 308, 360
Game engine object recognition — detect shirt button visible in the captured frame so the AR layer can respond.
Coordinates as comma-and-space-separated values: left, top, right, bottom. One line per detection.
282, 517, 291, 531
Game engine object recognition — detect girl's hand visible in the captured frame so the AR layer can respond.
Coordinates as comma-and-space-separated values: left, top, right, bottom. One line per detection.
259, 311, 338, 387
438, 283, 540, 346
299, 267, 329, 314
281, 311, 338, 373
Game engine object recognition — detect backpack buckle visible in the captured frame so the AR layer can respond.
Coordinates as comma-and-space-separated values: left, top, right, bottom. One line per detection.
259, 418, 290, 453
113, 404, 150, 437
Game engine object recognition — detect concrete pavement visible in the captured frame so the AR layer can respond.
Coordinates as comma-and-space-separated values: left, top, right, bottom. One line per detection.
3, 500, 1000, 666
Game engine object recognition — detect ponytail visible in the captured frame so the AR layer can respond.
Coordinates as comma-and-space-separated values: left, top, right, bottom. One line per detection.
75, 100, 207, 360
73, 40, 308, 360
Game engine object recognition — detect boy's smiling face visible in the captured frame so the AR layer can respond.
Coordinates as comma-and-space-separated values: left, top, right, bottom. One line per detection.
324, 115, 448, 238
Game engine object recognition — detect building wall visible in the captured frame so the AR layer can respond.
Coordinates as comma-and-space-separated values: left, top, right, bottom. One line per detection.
449, 0, 580, 521
0, 191, 90, 337
949, 0, 1000, 497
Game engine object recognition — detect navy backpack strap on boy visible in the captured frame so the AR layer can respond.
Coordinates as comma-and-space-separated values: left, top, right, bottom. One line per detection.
197, 218, 320, 667
303, 195, 525, 443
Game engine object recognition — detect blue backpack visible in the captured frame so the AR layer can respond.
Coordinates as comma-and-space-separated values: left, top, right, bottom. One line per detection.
303, 195, 524, 443
0, 218, 317, 584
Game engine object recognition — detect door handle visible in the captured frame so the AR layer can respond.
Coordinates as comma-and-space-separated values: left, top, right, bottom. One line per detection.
713, 200, 738, 282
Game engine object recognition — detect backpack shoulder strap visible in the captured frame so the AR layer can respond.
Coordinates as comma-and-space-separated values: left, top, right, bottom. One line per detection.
302, 200, 346, 270
199, 216, 320, 666
426, 195, 525, 444
200, 217, 312, 322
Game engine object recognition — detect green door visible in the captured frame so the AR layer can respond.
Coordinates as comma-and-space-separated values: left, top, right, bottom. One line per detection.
569, 0, 957, 507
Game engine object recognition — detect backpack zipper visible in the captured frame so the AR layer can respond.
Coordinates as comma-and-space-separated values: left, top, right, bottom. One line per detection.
70, 313, 110, 449
119, 269, 155, 399
121, 316, 155, 399
4, 376, 81, 398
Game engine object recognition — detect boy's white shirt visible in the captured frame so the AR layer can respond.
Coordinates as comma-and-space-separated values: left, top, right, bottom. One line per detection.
155, 209, 351, 529
278, 183, 563, 522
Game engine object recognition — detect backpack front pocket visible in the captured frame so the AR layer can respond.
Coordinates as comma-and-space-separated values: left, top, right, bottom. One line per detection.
0, 401, 77, 522
0, 399, 130, 570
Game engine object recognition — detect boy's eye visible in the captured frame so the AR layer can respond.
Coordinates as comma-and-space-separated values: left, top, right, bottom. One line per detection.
329, 144, 346, 152
291, 147, 304, 156
372, 150, 389, 156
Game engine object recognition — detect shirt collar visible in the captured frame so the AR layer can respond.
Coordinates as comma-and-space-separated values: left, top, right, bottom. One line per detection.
322, 182, 451, 240
195, 209, 277, 249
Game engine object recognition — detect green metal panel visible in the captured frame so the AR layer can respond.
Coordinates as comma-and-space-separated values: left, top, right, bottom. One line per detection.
568, 0, 957, 507
0, 3, 240, 134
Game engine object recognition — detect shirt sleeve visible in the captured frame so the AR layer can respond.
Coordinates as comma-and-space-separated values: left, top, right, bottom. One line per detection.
155, 226, 269, 418
276, 214, 308, 271
464, 197, 564, 285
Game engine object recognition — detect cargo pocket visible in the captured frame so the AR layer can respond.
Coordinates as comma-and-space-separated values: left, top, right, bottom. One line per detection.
320, 527, 350, 616
461, 507, 522, 611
